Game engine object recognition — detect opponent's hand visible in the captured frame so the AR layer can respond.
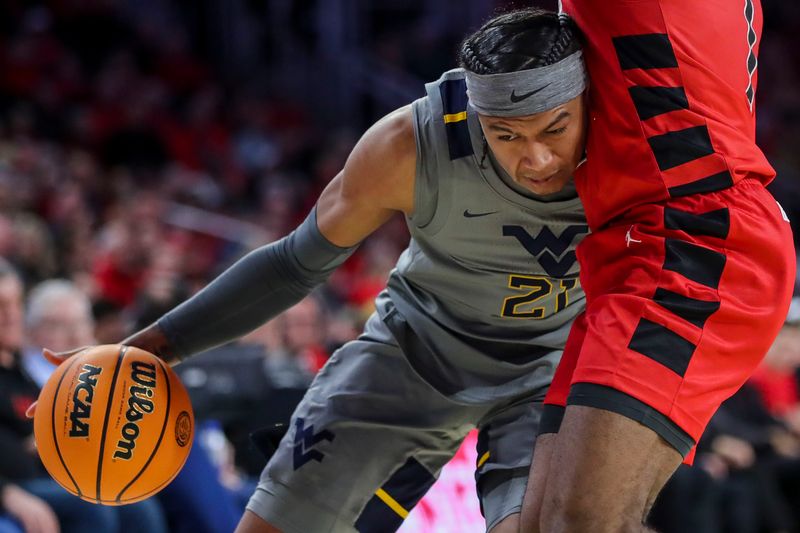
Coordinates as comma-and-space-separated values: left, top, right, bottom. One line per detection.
1, 483, 61, 533
24, 347, 88, 419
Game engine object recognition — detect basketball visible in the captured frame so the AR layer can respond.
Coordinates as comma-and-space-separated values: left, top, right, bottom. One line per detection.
33, 344, 194, 505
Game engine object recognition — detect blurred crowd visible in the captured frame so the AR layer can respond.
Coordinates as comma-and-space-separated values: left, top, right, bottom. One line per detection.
650, 304, 800, 533
0, 0, 797, 532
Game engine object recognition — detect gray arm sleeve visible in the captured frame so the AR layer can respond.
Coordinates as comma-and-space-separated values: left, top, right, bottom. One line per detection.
157, 207, 358, 360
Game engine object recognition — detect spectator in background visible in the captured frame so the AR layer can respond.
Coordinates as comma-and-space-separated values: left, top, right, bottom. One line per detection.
92, 298, 130, 345
650, 299, 800, 533
0, 259, 168, 533
750, 298, 800, 423
0, 479, 54, 533
22, 279, 94, 386
271, 294, 329, 375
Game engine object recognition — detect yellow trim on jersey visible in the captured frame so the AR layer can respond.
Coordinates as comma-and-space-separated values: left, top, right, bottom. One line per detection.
443, 111, 468, 124
375, 488, 409, 519
477, 451, 491, 468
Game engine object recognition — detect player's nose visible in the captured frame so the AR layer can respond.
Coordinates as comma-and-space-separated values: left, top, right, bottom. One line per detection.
521, 142, 555, 173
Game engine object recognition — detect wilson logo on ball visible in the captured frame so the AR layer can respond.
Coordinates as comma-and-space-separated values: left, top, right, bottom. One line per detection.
69, 364, 103, 438
114, 361, 157, 460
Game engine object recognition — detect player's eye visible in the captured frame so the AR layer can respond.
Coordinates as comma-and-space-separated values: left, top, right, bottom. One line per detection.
546, 126, 567, 136
497, 134, 518, 141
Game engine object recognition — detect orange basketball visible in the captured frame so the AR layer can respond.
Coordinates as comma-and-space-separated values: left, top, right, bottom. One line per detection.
34, 344, 194, 505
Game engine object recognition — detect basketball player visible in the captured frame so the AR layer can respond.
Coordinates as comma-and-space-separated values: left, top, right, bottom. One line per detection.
33, 8, 589, 533
519, 1, 796, 531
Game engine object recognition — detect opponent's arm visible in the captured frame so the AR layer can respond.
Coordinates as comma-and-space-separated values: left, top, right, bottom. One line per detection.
124, 105, 417, 364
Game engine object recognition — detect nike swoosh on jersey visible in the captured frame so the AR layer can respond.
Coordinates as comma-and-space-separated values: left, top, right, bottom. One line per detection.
463, 209, 499, 218
509, 84, 550, 103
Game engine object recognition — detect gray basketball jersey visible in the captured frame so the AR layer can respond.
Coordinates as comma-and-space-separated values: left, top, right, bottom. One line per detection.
376, 68, 588, 403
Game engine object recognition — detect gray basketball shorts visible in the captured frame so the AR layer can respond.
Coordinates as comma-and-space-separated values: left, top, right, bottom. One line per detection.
246, 312, 545, 533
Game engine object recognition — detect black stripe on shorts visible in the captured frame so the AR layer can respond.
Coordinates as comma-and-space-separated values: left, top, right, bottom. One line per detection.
664, 207, 730, 239
538, 404, 566, 436
628, 317, 696, 377
667, 170, 734, 198
663, 238, 727, 289
653, 288, 721, 329
567, 383, 695, 457
355, 456, 435, 532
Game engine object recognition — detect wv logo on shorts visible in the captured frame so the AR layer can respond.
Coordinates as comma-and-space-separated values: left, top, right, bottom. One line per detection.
503, 224, 589, 277
293, 417, 335, 470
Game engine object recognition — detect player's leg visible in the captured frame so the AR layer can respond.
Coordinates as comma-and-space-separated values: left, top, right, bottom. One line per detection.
234, 510, 281, 533
241, 312, 478, 533
519, 312, 587, 533
539, 406, 680, 532
476, 397, 550, 533
529, 182, 795, 531
517, 433, 555, 533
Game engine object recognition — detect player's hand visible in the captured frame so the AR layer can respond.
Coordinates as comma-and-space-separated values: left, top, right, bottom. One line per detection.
24, 347, 88, 419
1, 483, 61, 533
122, 323, 180, 366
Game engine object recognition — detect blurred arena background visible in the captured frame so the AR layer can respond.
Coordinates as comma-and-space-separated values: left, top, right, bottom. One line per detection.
0, 1, 798, 532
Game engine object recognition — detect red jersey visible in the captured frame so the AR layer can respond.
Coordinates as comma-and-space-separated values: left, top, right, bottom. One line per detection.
562, 0, 774, 230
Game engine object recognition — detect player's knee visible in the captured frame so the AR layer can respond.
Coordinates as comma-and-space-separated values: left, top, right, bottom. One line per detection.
540, 493, 645, 533
519, 492, 544, 533
539, 488, 585, 533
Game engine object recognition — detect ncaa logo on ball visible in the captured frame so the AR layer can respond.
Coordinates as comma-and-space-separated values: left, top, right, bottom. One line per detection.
68, 364, 102, 438
175, 411, 192, 447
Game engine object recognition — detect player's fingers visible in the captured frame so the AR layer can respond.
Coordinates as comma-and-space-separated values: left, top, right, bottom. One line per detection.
42, 346, 84, 365
25, 401, 38, 419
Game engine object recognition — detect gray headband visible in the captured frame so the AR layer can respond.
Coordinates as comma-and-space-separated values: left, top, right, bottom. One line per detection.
464, 51, 587, 117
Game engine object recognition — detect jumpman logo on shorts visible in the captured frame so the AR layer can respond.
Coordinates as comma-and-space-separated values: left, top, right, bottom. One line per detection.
625, 225, 642, 248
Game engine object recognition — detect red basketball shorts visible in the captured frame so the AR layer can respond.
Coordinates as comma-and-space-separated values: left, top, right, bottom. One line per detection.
541, 179, 796, 462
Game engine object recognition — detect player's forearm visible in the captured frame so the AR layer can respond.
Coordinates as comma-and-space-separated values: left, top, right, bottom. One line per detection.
146, 208, 357, 363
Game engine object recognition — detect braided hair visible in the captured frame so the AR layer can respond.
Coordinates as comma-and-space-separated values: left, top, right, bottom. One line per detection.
459, 9, 583, 167
459, 9, 582, 74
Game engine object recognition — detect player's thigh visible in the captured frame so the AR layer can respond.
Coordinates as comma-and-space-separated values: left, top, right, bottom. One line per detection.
540, 405, 681, 533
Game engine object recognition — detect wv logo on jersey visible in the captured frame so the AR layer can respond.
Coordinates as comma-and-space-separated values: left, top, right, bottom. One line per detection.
293, 417, 335, 470
503, 225, 589, 277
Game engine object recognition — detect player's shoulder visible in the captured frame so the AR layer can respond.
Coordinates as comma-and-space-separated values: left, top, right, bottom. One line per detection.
355, 104, 415, 170
340, 105, 416, 210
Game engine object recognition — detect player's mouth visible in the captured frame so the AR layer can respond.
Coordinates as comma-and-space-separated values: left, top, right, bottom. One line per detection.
519, 173, 557, 188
